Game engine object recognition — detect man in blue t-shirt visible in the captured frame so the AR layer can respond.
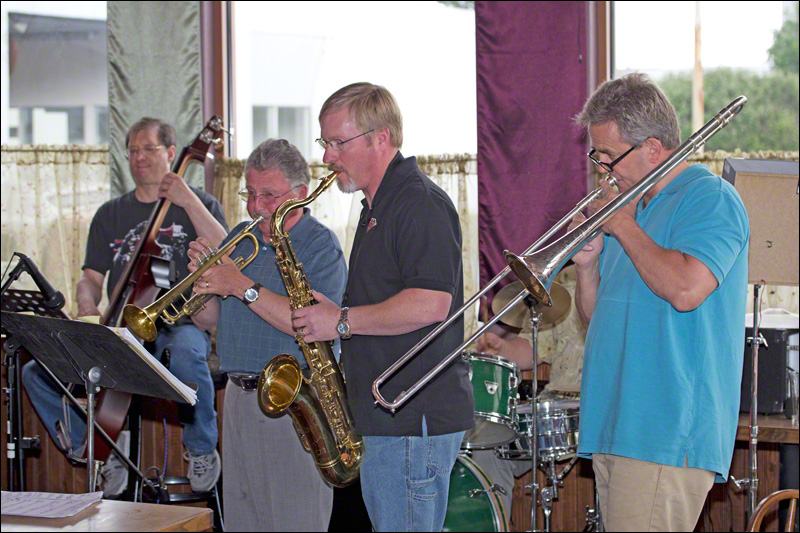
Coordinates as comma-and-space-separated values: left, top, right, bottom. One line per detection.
188, 138, 347, 532
570, 74, 749, 531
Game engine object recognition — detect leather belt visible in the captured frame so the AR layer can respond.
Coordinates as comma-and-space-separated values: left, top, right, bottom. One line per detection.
228, 373, 260, 391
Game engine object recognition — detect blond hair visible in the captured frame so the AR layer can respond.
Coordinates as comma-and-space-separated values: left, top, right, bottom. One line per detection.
319, 82, 403, 149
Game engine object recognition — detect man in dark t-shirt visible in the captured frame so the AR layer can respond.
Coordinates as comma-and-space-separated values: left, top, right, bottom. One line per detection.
292, 83, 475, 532
22, 117, 228, 496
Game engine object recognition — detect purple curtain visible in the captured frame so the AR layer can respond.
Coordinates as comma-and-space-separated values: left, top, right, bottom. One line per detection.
476, 1, 589, 313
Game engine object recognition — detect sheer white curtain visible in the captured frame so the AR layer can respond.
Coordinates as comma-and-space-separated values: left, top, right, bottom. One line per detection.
3, 146, 794, 330
216, 154, 481, 338
1, 145, 110, 316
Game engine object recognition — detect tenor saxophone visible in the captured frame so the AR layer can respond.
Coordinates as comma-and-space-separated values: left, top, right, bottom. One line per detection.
256, 171, 363, 487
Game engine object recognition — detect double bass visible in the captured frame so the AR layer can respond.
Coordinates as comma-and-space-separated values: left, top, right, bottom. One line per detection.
87, 117, 227, 462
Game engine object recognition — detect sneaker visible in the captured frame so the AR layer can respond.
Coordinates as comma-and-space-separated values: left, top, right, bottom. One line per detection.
185, 449, 221, 492
98, 431, 130, 498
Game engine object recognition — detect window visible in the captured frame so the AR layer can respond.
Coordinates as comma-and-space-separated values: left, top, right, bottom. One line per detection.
613, 2, 798, 152
253, 106, 312, 160
3, 5, 108, 145
232, 1, 477, 159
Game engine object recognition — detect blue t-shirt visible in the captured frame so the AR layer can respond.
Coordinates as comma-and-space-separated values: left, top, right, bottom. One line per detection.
216, 209, 348, 373
577, 164, 749, 482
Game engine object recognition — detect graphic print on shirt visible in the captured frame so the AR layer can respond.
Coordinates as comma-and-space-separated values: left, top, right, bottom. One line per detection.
110, 220, 188, 268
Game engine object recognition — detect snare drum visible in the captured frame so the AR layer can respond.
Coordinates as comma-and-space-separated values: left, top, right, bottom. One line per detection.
461, 352, 520, 449
495, 400, 580, 462
443, 455, 508, 532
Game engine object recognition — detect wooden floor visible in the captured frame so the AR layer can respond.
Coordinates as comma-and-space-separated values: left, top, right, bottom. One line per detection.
2, 349, 794, 531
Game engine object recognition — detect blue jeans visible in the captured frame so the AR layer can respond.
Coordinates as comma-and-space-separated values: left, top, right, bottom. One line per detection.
360, 417, 465, 532
22, 324, 218, 456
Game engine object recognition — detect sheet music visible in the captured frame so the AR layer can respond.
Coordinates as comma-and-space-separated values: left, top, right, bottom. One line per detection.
110, 326, 198, 405
1, 491, 103, 518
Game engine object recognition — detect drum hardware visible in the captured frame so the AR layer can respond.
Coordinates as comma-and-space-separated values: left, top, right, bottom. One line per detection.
492, 281, 571, 330
470, 484, 507, 498
582, 487, 604, 532
540, 455, 579, 532
526, 302, 542, 533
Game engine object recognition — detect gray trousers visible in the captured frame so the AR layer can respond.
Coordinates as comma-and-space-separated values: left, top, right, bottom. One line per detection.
223, 382, 333, 532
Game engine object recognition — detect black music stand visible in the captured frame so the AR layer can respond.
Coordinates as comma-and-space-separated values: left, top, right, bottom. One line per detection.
0, 311, 196, 493
1, 290, 69, 491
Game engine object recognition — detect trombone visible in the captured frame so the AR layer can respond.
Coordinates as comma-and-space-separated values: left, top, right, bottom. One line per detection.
123, 216, 263, 342
373, 95, 747, 412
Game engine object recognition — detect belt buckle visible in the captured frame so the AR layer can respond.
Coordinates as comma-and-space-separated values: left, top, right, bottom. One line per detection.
230, 374, 258, 392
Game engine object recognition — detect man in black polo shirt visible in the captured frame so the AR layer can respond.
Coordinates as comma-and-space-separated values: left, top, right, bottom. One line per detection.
291, 82, 475, 532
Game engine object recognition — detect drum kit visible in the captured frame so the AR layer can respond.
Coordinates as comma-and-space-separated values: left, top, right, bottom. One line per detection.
444, 280, 603, 532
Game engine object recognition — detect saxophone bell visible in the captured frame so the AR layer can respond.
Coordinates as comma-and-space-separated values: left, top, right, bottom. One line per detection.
256, 171, 364, 488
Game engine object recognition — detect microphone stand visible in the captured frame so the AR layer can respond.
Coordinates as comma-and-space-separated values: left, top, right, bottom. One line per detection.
1, 258, 42, 491
730, 284, 766, 521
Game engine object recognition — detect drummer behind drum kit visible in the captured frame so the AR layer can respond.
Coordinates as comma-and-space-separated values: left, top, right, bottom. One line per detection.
443, 280, 599, 532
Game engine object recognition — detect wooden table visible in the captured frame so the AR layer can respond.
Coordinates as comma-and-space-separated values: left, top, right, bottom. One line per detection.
736, 413, 799, 444
1, 499, 213, 532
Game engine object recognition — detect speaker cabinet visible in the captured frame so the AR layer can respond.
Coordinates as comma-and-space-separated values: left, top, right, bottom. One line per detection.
722, 159, 799, 286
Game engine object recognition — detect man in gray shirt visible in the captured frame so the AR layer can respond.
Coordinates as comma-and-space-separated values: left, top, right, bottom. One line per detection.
189, 139, 347, 531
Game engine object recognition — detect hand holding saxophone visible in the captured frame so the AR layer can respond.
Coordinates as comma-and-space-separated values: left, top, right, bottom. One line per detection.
187, 237, 251, 299
290, 290, 339, 342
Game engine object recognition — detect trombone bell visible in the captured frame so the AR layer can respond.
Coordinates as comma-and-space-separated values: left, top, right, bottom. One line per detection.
504, 250, 554, 307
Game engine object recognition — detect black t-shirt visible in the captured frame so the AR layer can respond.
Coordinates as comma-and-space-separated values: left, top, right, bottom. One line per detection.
342, 152, 475, 437
83, 187, 228, 320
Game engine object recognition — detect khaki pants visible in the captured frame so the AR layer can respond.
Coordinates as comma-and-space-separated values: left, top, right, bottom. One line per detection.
592, 454, 715, 532
223, 382, 333, 532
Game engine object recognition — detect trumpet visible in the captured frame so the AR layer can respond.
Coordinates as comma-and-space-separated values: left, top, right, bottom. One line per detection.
123, 216, 263, 342
372, 95, 747, 412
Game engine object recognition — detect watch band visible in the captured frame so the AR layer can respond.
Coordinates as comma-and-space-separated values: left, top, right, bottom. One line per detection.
244, 282, 262, 305
338, 306, 352, 339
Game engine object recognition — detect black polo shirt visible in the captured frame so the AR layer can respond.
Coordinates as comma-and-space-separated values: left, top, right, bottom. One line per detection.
341, 152, 475, 437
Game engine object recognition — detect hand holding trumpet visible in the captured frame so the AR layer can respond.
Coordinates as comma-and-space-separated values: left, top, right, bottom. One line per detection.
187, 237, 252, 299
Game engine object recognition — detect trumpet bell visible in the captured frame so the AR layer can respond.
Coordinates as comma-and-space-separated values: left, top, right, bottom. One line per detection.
504, 250, 554, 307
123, 304, 158, 342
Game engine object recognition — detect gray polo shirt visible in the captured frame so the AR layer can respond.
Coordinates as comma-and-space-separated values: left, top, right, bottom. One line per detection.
216, 209, 348, 374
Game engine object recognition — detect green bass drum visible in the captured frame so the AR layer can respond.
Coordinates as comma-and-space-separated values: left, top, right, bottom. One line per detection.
443, 454, 508, 532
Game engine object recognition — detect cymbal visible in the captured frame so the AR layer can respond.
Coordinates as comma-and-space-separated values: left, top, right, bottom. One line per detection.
491, 281, 571, 329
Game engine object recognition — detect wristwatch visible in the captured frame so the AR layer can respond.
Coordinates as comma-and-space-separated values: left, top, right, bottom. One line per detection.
337, 307, 352, 339
243, 283, 262, 305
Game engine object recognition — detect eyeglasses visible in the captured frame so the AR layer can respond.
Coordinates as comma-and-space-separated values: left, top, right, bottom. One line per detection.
237, 186, 298, 203
587, 144, 640, 173
315, 129, 374, 151
125, 145, 165, 159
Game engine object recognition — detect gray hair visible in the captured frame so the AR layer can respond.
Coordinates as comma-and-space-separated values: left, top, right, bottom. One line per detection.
576, 73, 681, 150
244, 138, 311, 188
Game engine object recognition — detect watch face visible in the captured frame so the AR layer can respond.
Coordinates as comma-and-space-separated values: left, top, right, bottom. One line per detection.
245, 288, 257, 302
337, 323, 347, 335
